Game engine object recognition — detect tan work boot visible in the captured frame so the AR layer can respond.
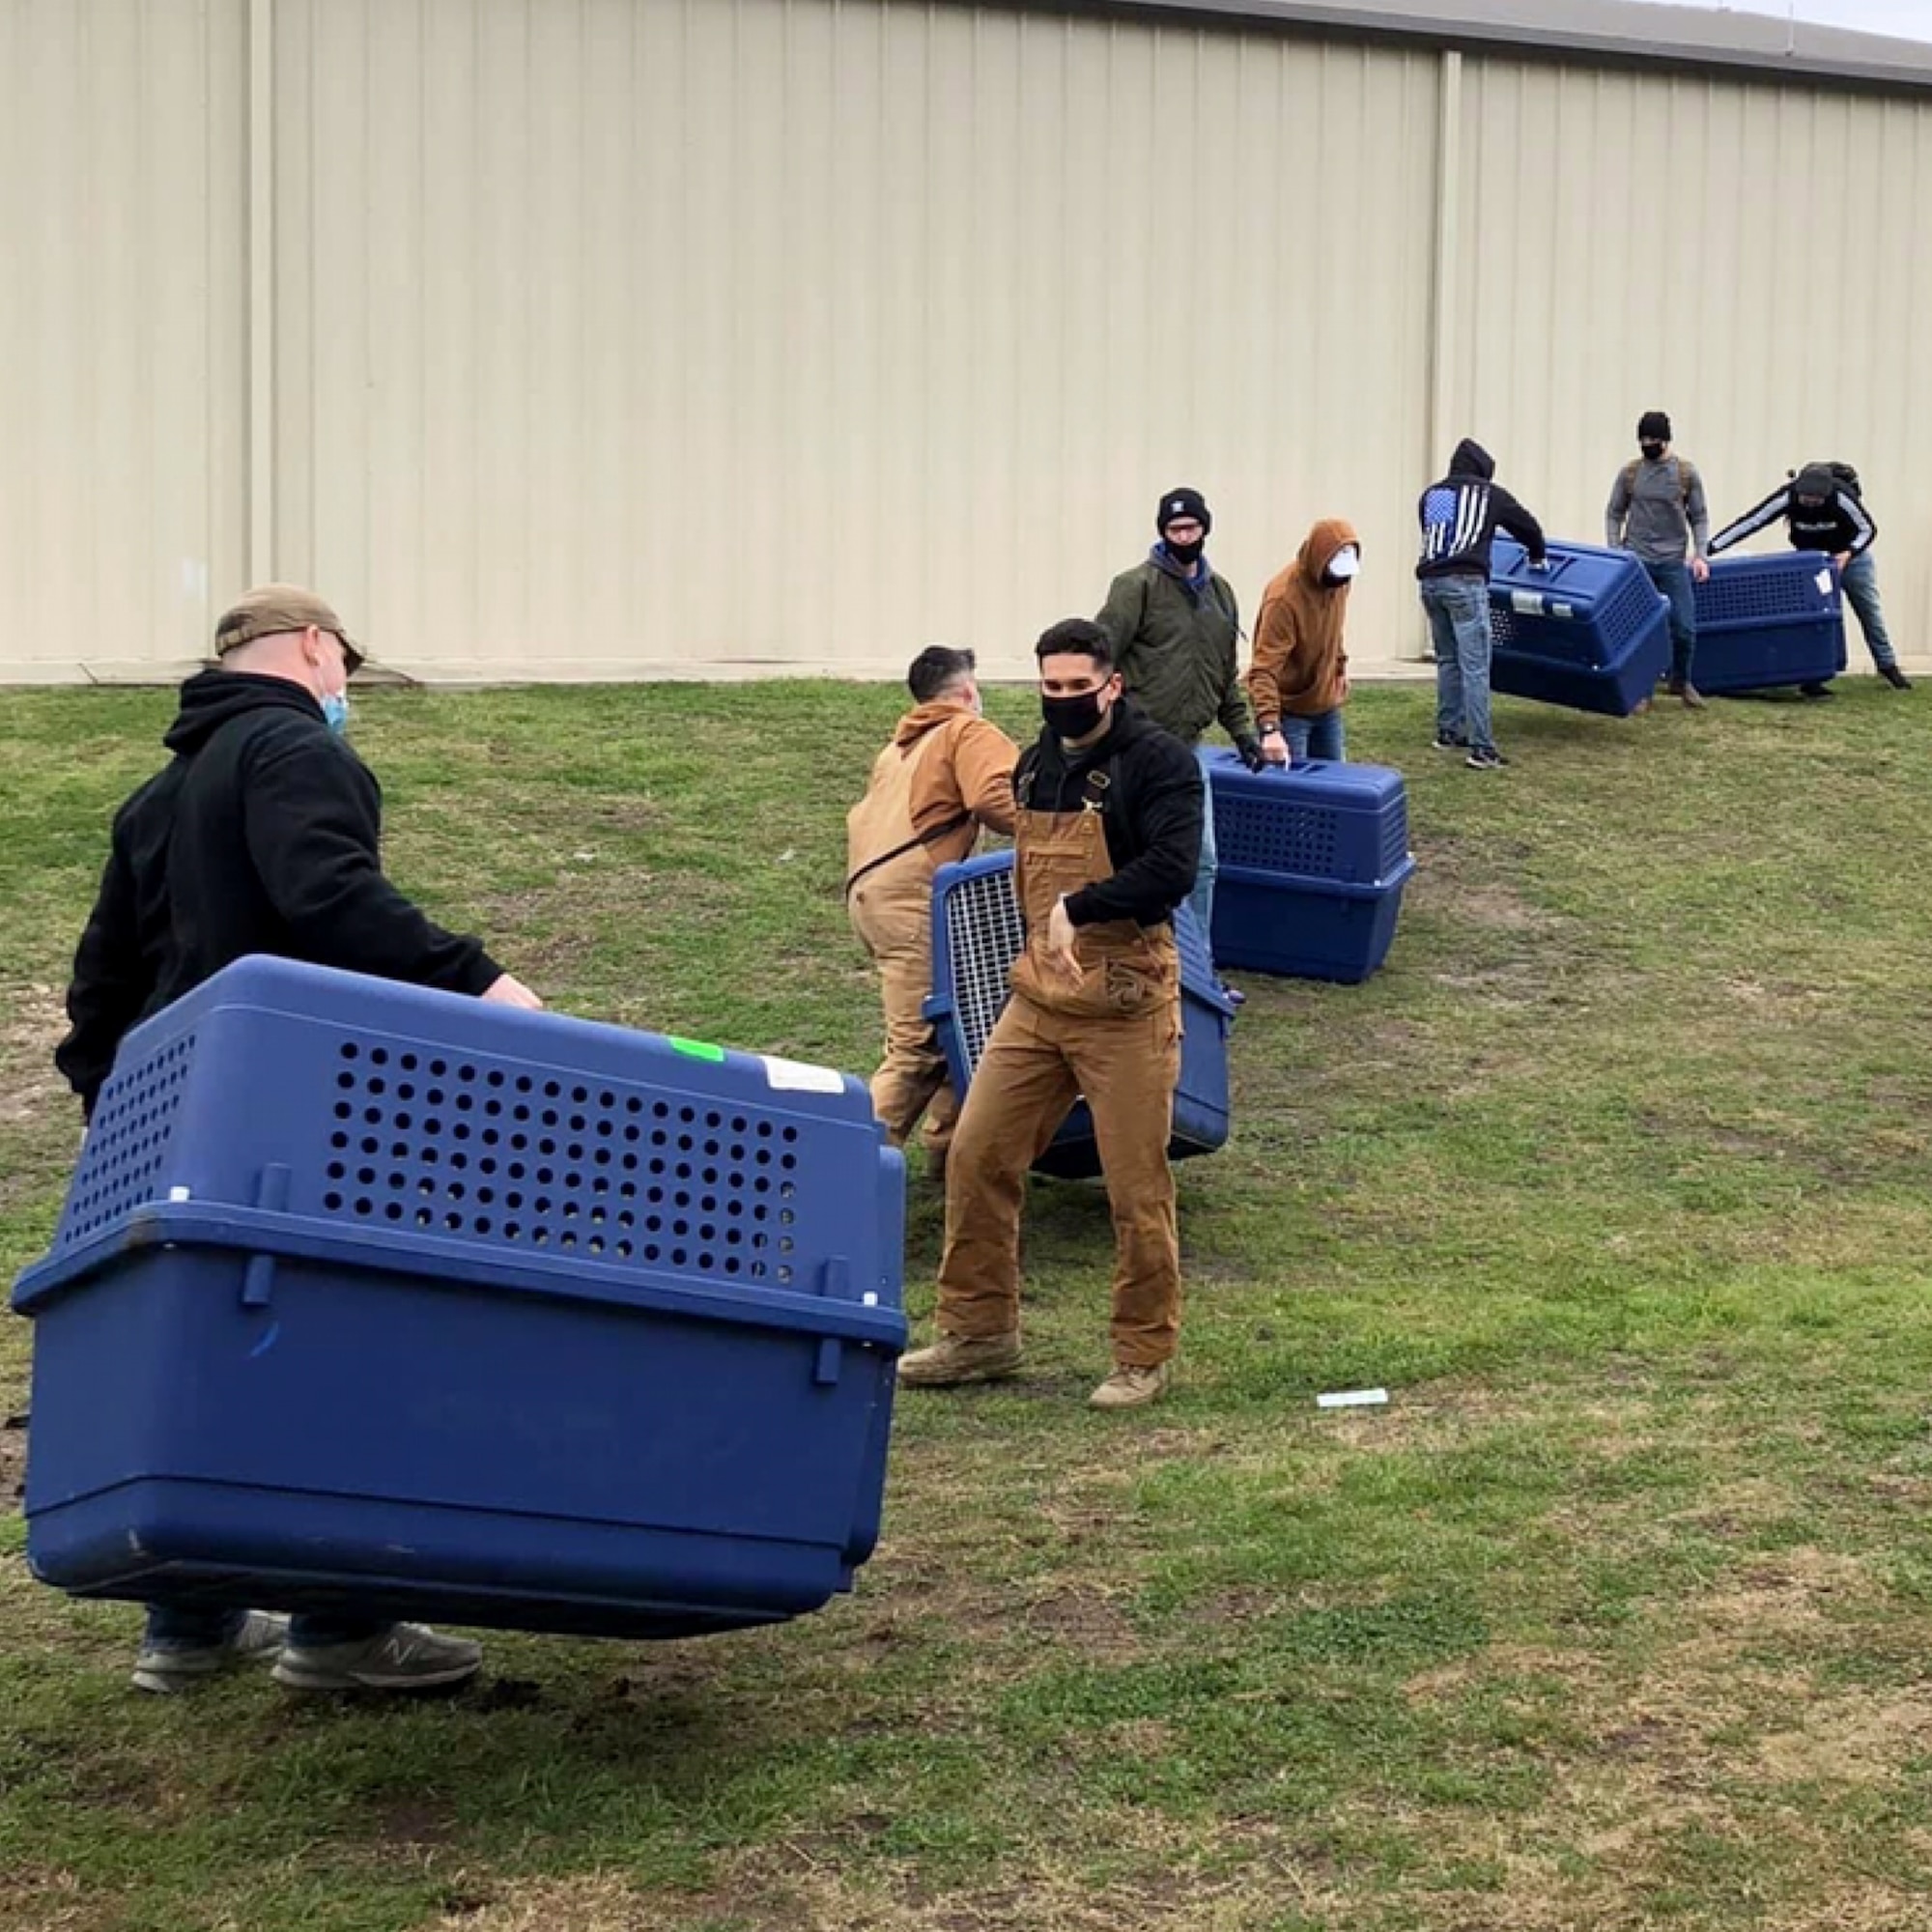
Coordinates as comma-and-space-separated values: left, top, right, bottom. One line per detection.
897, 1331, 1022, 1387
1089, 1361, 1173, 1410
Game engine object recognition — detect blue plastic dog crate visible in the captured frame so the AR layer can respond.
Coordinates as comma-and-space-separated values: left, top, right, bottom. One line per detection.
1487, 537, 1672, 716
11, 956, 907, 1639
923, 852, 1236, 1181
1207, 755, 1415, 982
1690, 552, 1847, 693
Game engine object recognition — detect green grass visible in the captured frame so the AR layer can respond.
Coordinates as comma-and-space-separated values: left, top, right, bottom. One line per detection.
4, 678, 1932, 1931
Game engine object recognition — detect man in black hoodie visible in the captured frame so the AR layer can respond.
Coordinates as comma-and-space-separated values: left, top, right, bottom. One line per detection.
57, 583, 541, 1699
1416, 439, 1548, 770
897, 619, 1202, 1412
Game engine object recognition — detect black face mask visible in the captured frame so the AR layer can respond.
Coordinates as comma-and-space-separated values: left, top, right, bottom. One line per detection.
1163, 537, 1206, 568
1041, 690, 1108, 740
1640, 441, 1666, 462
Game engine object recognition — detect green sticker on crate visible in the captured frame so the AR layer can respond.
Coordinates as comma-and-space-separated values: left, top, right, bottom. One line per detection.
668, 1036, 726, 1064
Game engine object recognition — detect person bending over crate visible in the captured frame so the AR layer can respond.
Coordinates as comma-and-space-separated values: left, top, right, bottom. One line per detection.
897, 619, 1203, 1411
1248, 519, 1363, 765
56, 585, 542, 1699
846, 645, 1019, 1184
1605, 410, 1712, 710
1708, 462, 1912, 695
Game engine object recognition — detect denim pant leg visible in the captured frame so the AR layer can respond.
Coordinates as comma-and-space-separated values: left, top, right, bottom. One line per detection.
1840, 552, 1897, 670
1643, 559, 1696, 684
1449, 585, 1496, 752
144, 1603, 247, 1649
1424, 589, 1466, 740
1283, 710, 1347, 761
1188, 744, 1218, 938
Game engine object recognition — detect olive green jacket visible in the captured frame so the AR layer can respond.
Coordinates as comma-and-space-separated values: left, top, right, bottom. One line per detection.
1095, 552, 1257, 750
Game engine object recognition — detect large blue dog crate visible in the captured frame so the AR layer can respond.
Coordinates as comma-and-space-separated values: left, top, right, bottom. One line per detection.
1487, 537, 1672, 716
1207, 755, 1415, 982
1690, 552, 1847, 693
923, 852, 1236, 1181
11, 956, 907, 1639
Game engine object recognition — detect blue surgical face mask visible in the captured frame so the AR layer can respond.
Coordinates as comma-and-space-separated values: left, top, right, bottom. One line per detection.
321, 691, 351, 736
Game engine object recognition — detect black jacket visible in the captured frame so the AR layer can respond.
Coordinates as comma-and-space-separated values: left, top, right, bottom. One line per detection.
1416, 438, 1548, 581
1709, 478, 1877, 558
1013, 698, 1204, 930
58, 671, 500, 1113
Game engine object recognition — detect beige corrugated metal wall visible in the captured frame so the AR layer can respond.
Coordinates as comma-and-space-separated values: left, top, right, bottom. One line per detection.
0, 0, 249, 679
2, 0, 1928, 682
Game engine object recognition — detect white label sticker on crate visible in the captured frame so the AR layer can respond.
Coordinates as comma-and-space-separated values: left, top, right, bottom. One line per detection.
760, 1055, 845, 1094
1815, 567, 1834, 596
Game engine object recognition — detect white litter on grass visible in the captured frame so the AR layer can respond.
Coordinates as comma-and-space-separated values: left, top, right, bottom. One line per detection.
1316, 1387, 1388, 1409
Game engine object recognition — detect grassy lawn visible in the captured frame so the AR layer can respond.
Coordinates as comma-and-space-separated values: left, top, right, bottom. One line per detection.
2, 676, 1931, 1932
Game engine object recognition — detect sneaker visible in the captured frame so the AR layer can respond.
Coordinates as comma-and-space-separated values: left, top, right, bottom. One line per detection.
1432, 732, 1467, 752
1220, 982, 1247, 1010
1464, 747, 1509, 771
896, 1331, 1022, 1387
131, 1610, 288, 1694
1880, 664, 1913, 691
1668, 679, 1708, 710
272, 1623, 483, 1694
1800, 681, 1834, 700
1090, 1362, 1173, 1410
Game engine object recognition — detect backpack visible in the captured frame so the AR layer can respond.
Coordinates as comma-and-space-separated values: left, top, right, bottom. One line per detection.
1825, 461, 1862, 500
1620, 456, 1698, 509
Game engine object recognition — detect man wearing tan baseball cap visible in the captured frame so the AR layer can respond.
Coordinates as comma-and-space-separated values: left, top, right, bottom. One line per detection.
57, 582, 540, 1700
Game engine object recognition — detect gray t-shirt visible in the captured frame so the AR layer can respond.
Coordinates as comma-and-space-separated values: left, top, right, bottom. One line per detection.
1605, 456, 1710, 565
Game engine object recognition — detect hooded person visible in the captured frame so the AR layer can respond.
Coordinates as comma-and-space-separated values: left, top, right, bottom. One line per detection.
845, 644, 1019, 1177
1416, 439, 1548, 770
1248, 519, 1362, 765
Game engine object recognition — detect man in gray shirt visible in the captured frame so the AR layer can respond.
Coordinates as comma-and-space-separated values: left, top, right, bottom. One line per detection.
1605, 410, 1710, 709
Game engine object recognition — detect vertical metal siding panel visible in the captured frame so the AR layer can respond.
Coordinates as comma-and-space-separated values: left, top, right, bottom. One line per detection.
0, 0, 244, 675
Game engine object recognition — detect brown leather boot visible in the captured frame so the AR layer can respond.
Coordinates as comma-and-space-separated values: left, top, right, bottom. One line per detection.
897, 1331, 1022, 1387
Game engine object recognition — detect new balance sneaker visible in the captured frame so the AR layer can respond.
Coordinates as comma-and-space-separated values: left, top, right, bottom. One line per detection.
1432, 732, 1468, 752
1464, 747, 1510, 771
272, 1623, 483, 1694
1090, 1362, 1173, 1410
897, 1331, 1023, 1387
131, 1611, 289, 1695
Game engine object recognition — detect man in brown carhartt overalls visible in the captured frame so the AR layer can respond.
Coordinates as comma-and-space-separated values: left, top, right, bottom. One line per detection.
846, 645, 1018, 1179
898, 619, 1205, 1410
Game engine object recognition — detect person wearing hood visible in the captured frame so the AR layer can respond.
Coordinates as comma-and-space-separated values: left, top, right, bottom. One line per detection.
1605, 411, 1711, 709
56, 584, 540, 1702
1248, 519, 1362, 765
846, 644, 1018, 1178
1095, 488, 1263, 938
1709, 463, 1910, 693
1416, 439, 1548, 770
898, 619, 1203, 1412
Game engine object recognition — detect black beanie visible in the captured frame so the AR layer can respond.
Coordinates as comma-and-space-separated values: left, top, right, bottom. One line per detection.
1156, 487, 1211, 537
1637, 411, 1672, 442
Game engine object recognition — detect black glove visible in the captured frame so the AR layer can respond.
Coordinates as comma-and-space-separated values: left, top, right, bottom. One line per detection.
1235, 735, 1267, 773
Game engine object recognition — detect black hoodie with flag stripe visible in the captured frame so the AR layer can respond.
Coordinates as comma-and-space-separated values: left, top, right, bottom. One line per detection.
1415, 439, 1548, 582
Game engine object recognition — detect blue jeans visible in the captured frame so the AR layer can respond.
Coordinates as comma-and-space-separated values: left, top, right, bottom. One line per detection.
1189, 745, 1218, 938
1641, 558, 1697, 684
1281, 710, 1347, 762
1422, 576, 1495, 753
1839, 551, 1898, 670
144, 1604, 386, 1650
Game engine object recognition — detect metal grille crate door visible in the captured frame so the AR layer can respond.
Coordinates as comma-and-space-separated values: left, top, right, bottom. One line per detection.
923, 851, 1235, 1181
12, 956, 908, 1639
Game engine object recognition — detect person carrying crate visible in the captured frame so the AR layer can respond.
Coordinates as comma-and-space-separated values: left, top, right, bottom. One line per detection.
846, 645, 1018, 1182
1709, 462, 1912, 694
897, 619, 1204, 1411
56, 584, 541, 1699
1248, 518, 1363, 765
1605, 410, 1712, 710
1095, 487, 1264, 941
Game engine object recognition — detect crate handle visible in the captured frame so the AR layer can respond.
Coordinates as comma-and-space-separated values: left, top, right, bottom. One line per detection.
241, 1163, 292, 1308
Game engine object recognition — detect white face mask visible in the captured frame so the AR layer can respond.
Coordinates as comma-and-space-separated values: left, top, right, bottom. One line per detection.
1324, 545, 1361, 582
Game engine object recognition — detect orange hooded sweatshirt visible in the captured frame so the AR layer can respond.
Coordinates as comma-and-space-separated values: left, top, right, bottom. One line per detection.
1246, 519, 1360, 724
